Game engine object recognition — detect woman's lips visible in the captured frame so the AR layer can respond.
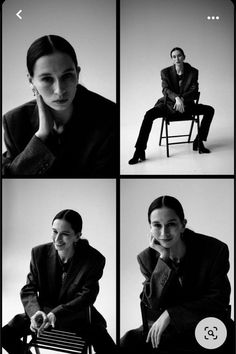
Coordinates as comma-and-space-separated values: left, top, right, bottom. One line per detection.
53, 99, 68, 104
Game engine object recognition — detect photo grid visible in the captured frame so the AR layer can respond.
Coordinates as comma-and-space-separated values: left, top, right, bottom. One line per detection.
1, 1, 235, 354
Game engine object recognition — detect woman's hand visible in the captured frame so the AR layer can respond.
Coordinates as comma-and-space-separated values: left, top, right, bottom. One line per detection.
150, 234, 170, 261
146, 310, 170, 348
30, 310, 47, 335
34, 90, 54, 141
173, 96, 185, 113
30, 310, 56, 336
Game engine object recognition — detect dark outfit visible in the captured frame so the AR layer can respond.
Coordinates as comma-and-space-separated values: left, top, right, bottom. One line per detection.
2, 239, 117, 354
2, 84, 117, 177
134, 63, 214, 151
120, 229, 234, 354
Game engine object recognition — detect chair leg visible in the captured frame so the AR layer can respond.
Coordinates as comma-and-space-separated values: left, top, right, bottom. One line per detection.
188, 120, 194, 142
35, 346, 41, 354
196, 116, 200, 154
159, 118, 164, 146
165, 120, 169, 157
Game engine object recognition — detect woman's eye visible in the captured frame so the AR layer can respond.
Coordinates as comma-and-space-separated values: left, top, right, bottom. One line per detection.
42, 77, 53, 83
63, 74, 74, 80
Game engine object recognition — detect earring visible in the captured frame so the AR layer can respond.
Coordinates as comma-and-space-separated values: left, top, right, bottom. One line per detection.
32, 87, 36, 96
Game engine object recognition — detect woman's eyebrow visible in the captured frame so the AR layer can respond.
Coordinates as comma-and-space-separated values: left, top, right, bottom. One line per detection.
38, 68, 75, 77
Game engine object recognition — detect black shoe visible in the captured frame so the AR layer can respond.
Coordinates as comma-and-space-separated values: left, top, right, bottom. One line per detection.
193, 140, 210, 153
128, 150, 146, 165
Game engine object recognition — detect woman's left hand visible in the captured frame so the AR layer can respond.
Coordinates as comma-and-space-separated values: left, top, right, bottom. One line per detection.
37, 312, 56, 336
146, 310, 170, 348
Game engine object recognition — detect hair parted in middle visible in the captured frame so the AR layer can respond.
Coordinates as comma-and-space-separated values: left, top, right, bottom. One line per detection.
170, 47, 186, 59
148, 195, 185, 223
52, 209, 83, 234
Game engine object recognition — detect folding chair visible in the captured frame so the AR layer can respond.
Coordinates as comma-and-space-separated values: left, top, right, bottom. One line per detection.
159, 92, 200, 157
23, 308, 93, 354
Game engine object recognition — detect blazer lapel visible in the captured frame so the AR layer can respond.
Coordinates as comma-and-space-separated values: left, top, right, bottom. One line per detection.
47, 244, 60, 295
170, 65, 179, 94
180, 64, 192, 95
58, 244, 86, 300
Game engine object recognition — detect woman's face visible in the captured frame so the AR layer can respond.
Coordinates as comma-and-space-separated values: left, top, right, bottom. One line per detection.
171, 50, 185, 66
52, 219, 80, 253
150, 207, 186, 249
29, 51, 80, 111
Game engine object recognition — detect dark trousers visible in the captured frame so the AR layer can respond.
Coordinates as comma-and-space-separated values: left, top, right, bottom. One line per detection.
135, 103, 214, 151
2, 313, 117, 354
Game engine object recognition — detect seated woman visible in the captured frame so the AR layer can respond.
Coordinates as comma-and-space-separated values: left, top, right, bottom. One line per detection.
2, 35, 116, 177
120, 196, 234, 353
2, 209, 117, 354
129, 47, 214, 164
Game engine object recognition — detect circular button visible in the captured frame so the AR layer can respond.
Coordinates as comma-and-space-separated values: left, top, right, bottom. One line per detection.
195, 317, 227, 349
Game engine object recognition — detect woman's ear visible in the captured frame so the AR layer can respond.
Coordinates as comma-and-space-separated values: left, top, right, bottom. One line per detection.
27, 73, 33, 86
75, 232, 82, 241
182, 219, 187, 229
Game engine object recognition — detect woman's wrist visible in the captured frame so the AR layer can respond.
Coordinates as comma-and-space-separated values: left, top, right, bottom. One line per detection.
35, 130, 50, 141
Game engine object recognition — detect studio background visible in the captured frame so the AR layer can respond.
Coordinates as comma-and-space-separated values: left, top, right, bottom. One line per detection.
2, 0, 116, 151
120, 0, 234, 174
2, 179, 116, 345
120, 178, 234, 336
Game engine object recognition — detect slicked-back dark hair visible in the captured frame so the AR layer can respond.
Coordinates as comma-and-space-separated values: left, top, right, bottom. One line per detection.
27, 35, 78, 76
170, 47, 186, 59
52, 209, 82, 233
148, 195, 185, 223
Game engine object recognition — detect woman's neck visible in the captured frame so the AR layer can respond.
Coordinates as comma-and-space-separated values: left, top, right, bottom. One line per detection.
175, 63, 184, 75
51, 104, 74, 128
169, 237, 186, 261
58, 247, 75, 263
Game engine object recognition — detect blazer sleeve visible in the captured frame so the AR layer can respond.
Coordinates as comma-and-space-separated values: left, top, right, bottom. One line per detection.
2, 115, 55, 176
138, 252, 172, 310
167, 243, 231, 332
50, 255, 105, 322
20, 248, 42, 318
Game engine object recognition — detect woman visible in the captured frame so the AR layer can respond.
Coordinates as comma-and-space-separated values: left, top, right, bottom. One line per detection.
2, 35, 116, 177
129, 48, 214, 164
2, 209, 117, 354
120, 196, 234, 353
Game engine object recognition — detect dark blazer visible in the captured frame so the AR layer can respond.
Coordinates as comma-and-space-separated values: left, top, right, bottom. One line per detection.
138, 229, 231, 333
2, 85, 117, 177
20, 239, 106, 330
155, 63, 199, 112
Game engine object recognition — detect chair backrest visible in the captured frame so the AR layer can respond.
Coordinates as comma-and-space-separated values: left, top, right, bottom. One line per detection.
29, 328, 88, 354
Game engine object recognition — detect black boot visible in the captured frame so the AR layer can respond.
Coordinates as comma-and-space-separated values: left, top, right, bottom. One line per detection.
193, 139, 210, 153
128, 149, 146, 165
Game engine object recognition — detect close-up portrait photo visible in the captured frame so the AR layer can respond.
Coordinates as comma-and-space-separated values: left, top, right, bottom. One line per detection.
2, 0, 117, 177
120, 178, 234, 353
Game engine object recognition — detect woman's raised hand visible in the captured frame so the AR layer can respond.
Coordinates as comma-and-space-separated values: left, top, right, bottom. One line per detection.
35, 90, 54, 141
149, 234, 170, 261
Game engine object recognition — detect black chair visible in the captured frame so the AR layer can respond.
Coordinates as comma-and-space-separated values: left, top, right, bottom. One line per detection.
23, 308, 93, 354
159, 92, 200, 157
